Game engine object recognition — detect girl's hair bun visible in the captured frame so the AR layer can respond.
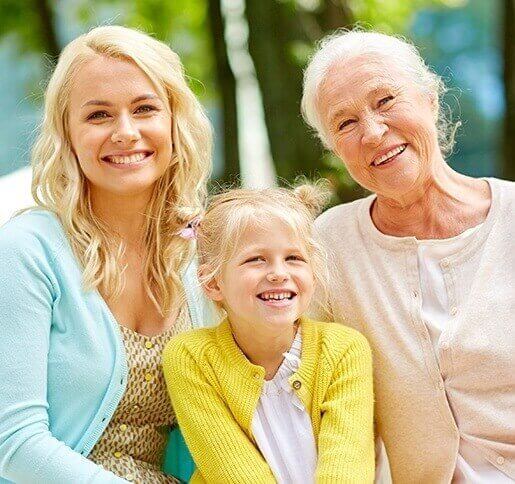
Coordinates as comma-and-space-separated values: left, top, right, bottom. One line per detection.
293, 178, 332, 217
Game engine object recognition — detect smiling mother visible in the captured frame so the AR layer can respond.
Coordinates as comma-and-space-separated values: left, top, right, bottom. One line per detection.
0, 26, 214, 483
303, 30, 515, 483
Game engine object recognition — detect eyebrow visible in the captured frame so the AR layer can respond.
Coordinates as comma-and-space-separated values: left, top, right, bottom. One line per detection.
328, 84, 398, 125
81, 93, 159, 108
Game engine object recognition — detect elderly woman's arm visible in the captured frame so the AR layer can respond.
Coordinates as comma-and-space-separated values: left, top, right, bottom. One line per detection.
316, 330, 375, 483
0, 227, 128, 484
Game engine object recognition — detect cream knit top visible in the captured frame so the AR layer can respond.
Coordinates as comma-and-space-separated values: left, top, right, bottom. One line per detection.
314, 178, 515, 483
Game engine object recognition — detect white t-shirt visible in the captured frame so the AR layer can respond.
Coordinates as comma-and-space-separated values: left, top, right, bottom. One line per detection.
251, 330, 317, 484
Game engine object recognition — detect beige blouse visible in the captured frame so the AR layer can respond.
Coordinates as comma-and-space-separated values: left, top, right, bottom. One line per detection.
314, 178, 515, 482
89, 307, 191, 483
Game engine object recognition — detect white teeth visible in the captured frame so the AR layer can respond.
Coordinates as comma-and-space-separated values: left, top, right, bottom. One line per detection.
260, 291, 293, 301
373, 144, 406, 166
107, 152, 147, 164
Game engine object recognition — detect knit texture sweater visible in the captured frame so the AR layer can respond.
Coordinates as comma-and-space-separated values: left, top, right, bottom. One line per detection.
313, 177, 515, 483
163, 317, 375, 483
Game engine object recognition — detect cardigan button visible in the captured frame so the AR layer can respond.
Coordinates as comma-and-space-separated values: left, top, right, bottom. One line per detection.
292, 380, 302, 390
497, 456, 505, 465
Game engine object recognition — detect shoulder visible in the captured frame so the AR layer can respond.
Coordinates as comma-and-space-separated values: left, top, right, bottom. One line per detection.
489, 177, 515, 191
489, 177, 515, 206
314, 195, 373, 243
315, 198, 362, 230
304, 319, 372, 361
163, 326, 219, 367
0, 209, 66, 259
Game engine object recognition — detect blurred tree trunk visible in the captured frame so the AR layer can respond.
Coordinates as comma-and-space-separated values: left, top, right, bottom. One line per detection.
33, 0, 60, 64
503, 0, 514, 180
245, 0, 353, 181
207, 0, 240, 183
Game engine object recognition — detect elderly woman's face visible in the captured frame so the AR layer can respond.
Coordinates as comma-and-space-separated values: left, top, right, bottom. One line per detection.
317, 54, 440, 199
67, 56, 173, 199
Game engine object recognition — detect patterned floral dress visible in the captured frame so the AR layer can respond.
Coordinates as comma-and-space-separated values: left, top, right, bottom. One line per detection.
89, 307, 191, 483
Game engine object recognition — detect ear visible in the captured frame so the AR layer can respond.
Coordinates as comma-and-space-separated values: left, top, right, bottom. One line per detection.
428, 91, 439, 119
198, 264, 224, 302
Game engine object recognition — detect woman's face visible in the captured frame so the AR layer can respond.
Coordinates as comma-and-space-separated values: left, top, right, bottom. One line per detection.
317, 54, 441, 200
67, 55, 173, 200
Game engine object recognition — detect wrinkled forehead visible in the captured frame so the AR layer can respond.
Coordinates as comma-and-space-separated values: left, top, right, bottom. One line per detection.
316, 53, 410, 119
321, 54, 407, 99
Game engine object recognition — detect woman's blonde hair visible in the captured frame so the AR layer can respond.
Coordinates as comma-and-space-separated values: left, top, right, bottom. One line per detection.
31, 25, 212, 314
197, 181, 332, 312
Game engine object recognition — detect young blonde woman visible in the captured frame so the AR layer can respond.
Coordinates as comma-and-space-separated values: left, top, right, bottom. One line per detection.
163, 185, 375, 483
0, 26, 215, 483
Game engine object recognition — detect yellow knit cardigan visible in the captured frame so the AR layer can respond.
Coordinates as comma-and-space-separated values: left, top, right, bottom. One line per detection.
163, 318, 375, 483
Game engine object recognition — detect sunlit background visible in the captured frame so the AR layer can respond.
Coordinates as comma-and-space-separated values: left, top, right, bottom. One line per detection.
1, 0, 513, 225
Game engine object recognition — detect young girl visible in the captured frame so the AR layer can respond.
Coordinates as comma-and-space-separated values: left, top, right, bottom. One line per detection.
163, 185, 375, 483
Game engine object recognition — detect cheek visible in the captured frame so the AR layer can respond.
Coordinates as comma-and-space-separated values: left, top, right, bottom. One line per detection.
298, 269, 315, 292
148, 116, 172, 148
334, 132, 362, 163
71, 125, 107, 161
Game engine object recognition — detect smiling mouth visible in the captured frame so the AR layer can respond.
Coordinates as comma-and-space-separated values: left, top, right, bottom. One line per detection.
371, 144, 407, 167
257, 291, 297, 302
102, 151, 153, 165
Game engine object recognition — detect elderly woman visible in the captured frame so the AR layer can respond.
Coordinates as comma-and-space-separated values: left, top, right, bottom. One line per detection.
302, 30, 514, 483
0, 26, 215, 483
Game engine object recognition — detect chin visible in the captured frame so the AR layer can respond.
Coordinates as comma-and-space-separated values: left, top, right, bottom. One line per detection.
261, 312, 301, 328
376, 163, 423, 198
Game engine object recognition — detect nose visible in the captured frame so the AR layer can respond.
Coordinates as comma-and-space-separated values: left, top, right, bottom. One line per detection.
266, 264, 290, 283
361, 114, 387, 146
111, 114, 141, 144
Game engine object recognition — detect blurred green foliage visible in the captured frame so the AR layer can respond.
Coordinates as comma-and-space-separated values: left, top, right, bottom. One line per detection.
2, 0, 508, 195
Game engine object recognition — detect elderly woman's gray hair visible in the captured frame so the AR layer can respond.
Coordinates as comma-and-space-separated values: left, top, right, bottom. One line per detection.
301, 29, 457, 154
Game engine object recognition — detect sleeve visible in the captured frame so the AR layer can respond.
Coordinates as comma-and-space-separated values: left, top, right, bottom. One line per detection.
0, 227, 129, 483
163, 340, 276, 484
316, 332, 375, 483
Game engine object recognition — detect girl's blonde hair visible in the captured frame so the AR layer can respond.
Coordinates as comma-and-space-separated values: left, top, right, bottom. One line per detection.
31, 25, 212, 314
197, 181, 332, 312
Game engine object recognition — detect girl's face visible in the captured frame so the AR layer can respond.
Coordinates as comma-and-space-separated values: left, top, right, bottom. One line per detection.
205, 218, 315, 331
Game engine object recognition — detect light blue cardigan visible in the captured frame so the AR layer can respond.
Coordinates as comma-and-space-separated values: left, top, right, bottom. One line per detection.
0, 210, 216, 483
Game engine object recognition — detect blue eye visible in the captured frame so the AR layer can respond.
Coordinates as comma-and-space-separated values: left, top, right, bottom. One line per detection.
87, 111, 109, 121
244, 256, 264, 263
135, 104, 157, 114
287, 255, 306, 262
378, 96, 394, 107
338, 119, 355, 131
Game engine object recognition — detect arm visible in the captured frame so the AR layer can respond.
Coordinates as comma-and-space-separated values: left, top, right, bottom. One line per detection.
0, 226, 128, 483
163, 340, 276, 484
316, 332, 375, 483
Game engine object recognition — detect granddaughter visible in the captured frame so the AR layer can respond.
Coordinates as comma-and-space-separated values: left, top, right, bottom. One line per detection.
163, 185, 375, 483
